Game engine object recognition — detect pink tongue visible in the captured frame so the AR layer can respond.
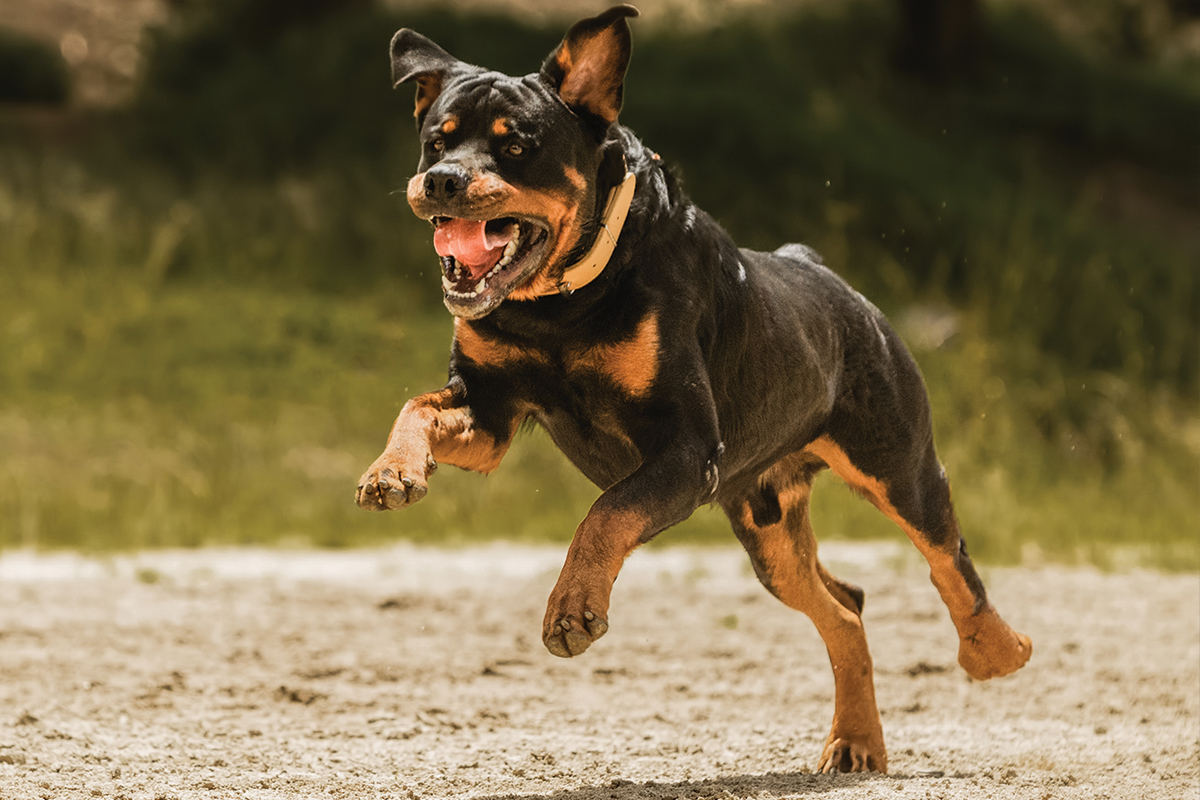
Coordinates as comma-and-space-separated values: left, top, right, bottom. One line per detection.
434, 218, 510, 278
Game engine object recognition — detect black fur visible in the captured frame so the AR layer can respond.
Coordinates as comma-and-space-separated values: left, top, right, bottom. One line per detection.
359, 7, 1033, 773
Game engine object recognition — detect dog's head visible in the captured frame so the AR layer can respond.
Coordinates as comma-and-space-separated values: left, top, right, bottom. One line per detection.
392, 5, 639, 319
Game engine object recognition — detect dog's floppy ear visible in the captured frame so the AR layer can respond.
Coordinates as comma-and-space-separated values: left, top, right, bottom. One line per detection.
391, 29, 462, 122
541, 5, 639, 127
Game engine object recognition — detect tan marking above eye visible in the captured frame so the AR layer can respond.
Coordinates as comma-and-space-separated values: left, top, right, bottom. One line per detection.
440, 115, 458, 134
801, 435, 974, 619
491, 118, 511, 136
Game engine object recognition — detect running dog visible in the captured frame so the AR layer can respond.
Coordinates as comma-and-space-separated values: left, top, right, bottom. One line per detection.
357, 5, 1032, 773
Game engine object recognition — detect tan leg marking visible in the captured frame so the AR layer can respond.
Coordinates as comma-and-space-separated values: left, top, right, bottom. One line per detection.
802, 435, 1032, 680
356, 387, 517, 511
543, 506, 649, 658
737, 485, 887, 774
817, 560, 864, 616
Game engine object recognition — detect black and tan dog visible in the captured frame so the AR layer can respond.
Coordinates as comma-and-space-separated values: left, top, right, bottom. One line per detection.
357, 5, 1032, 774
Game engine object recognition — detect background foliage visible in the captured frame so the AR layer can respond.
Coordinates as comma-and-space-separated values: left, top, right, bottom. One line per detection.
1, 0, 1197, 567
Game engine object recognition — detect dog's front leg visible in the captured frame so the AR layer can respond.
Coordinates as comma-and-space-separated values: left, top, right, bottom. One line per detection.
357, 377, 514, 511
543, 396, 722, 658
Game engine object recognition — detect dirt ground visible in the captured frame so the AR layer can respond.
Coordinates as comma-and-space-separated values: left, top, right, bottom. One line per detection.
0, 542, 1197, 800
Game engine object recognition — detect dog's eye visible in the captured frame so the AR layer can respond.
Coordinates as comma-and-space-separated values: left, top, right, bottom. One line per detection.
429, 137, 445, 153
505, 142, 525, 158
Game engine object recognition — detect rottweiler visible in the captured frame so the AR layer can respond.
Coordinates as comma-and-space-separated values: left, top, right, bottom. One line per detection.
356, 5, 1032, 774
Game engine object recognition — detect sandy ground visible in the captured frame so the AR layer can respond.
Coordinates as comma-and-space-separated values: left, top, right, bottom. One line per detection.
0, 541, 1197, 800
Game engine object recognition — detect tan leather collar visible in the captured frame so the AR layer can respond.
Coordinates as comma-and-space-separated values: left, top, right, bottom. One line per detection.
535, 170, 637, 298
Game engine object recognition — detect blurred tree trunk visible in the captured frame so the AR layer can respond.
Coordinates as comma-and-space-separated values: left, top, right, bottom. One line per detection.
894, 0, 985, 81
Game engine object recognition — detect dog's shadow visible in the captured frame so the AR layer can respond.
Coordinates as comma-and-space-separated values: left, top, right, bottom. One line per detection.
473, 770, 889, 799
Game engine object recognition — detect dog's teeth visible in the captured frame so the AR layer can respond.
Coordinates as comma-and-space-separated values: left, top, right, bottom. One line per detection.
442, 275, 453, 292
488, 256, 509, 278
503, 239, 517, 258
447, 278, 486, 300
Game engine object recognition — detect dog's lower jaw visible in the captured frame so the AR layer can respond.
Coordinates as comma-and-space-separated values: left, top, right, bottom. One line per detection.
440, 222, 552, 319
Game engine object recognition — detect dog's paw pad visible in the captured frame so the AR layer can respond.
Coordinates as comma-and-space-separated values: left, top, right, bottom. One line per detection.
543, 612, 608, 658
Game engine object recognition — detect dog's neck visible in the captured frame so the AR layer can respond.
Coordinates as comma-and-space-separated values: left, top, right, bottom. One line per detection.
533, 169, 637, 298
483, 129, 685, 335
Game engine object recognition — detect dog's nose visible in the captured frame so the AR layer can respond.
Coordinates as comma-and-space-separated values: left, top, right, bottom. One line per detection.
424, 163, 470, 200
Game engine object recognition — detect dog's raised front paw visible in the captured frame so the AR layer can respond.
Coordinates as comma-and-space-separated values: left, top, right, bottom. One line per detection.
355, 454, 433, 511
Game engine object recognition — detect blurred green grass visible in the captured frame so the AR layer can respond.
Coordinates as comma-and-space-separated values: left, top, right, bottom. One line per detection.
0, 1, 1197, 568
1, 258, 1194, 567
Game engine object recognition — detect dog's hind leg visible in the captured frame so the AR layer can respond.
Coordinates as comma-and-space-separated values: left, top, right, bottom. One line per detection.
725, 468, 887, 774
806, 434, 1032, 681
817, 559, 865, 616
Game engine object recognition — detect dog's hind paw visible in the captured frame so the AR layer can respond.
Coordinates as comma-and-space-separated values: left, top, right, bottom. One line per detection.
957, 606, 1032, 680
819, 735, 887, 774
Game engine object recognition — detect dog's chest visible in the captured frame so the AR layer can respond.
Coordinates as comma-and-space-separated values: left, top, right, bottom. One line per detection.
454, 315, 659, 400
455, 316, 660, 488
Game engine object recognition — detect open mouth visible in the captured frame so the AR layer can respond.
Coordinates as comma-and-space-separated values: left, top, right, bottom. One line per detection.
432, 215, 550, 318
